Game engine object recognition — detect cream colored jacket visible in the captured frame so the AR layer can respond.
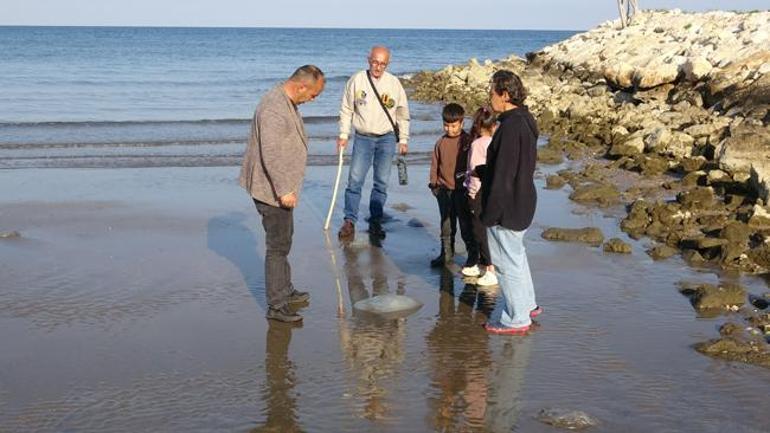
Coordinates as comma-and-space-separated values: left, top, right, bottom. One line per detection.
338, 70, 410, 144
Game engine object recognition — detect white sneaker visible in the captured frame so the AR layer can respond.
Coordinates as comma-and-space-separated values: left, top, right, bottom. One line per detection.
461, 265, 481, 277
476, 272, 498, 286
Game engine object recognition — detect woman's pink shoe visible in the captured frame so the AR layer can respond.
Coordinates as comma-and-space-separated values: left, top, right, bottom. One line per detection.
483, 322, 530, 335
530, 306, 543, 318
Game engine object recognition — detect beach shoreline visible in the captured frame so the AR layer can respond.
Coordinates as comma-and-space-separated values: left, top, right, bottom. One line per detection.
2, 14, 770, 431
2, 163, 770, 431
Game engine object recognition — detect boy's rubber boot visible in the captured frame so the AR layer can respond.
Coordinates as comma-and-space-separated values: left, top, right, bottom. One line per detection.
430, 240, 454, 267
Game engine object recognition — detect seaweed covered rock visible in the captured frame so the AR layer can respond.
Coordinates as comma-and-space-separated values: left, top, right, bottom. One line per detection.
569, 183, 621, 207
603, 238, 632, 254
678, 282, 746, 312
647, 244, 678, 260
694, 335, 770, 369
546, 174, 567, 190
541, 227, 604, 247
537, 408, 599, 430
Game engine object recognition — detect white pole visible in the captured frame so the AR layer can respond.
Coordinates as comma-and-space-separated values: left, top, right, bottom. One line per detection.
324, 148, 344, 231
323, 230, 345, 318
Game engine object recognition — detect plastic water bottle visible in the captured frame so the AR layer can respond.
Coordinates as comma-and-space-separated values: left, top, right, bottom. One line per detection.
397, 156, 408, 185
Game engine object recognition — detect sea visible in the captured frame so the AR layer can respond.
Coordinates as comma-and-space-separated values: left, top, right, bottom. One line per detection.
0, 26, 576, 169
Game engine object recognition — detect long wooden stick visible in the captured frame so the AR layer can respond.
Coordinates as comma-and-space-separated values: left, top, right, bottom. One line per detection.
324, 148, 345, 231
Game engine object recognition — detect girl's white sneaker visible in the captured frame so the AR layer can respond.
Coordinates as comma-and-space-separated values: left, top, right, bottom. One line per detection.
476, 272, 498, 286
461, 265, 481, 277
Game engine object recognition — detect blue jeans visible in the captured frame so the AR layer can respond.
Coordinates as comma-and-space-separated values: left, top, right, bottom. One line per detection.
343, 132, 396, 224
487, 225, 537, 328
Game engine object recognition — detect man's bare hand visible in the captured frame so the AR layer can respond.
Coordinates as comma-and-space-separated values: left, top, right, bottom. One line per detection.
336, 138, 349, 152
279, 192, 297, 208
398, 143, 408, 155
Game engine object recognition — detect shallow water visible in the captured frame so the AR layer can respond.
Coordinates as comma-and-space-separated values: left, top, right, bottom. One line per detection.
1, 164, 769, 432
0, 26, 576, 170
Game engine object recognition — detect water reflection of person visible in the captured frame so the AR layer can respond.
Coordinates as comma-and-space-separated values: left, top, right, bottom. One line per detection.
251, 321, 304, 433
426, 269, 497, 432
338, 242, 407, 421
485, 337, 532, 432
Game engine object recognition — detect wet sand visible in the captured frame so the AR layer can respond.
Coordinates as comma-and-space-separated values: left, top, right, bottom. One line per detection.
1, 164, 769, 432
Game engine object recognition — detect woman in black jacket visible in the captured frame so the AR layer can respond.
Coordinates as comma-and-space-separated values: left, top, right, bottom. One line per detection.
480, 70, 541, 334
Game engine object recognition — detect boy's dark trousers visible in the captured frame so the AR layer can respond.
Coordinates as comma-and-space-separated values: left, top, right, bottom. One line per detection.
468, 193, 491, 267
452, 186, 479, 267
434, 187, 457, 259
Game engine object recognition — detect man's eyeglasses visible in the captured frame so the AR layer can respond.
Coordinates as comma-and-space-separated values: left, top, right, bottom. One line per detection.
369, 59, 389, 68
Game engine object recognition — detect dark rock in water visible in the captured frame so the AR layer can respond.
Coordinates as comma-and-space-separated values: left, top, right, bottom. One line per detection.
682, 249, 707, 265
696, 237, 728, 249
390, 202, 413, 212
609, 142, 643, 158
569, 183, 620, 207
546, 174, 567, 190
650, 202, 686, 227
694, 336, 770, 369
720, 221, 753, 244
647, 244, 678, 260
580, 164, 607, 182
407, 218, 425, 228
695, 214, 729, 233
621, 200, 652, 238
679, 156, 707, 173
749, 294, 770, 310
634, 154, 670, 176
719, 322, 743, 337
719, 242, 753, 271
678, 282, 746, 312
747, 312, 770, 334
0, 231, 21, 239
748, 245, 770, 269
537, 408, 599, 430
541, 227, 604, 247
538, 146, 565, 165
603, 238, 632, 254
677, 187, 717, 210
681, 171, 705, 187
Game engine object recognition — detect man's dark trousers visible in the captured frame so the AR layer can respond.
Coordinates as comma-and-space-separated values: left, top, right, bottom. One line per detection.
254, 199, 294, 309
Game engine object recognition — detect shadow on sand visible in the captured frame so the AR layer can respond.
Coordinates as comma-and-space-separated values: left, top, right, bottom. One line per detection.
206, 211, 267, 311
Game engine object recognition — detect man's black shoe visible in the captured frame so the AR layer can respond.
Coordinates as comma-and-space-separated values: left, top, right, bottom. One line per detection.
266, 305, 303, 322
368, 221, 386, 238
287, 290, 310, 304
368, 232, 383, 248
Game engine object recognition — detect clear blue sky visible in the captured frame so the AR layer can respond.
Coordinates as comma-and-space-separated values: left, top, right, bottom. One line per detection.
1, 0, 767, 30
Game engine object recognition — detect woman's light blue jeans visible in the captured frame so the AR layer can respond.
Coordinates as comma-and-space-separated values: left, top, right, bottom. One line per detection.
487, 225, 537, 328
343, 132, 396, 224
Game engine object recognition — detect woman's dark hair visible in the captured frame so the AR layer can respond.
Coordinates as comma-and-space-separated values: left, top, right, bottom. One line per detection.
469, 105, 496, 140
491, 69, 527, 106
441, 102, 465, 123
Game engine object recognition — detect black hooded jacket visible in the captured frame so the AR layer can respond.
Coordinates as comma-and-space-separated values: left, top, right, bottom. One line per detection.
480, 106, 538, 231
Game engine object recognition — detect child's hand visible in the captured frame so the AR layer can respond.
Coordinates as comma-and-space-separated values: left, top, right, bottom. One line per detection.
429, 184, 440, 197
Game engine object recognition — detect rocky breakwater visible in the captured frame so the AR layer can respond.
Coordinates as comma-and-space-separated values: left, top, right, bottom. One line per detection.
406, 9, 770, 273
404, 9, 770, 367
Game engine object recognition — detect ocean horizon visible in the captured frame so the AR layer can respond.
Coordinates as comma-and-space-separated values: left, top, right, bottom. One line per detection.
0, 26, 576, 168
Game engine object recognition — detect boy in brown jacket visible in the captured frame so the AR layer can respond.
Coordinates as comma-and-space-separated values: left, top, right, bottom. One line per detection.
428, 103, 478, 268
